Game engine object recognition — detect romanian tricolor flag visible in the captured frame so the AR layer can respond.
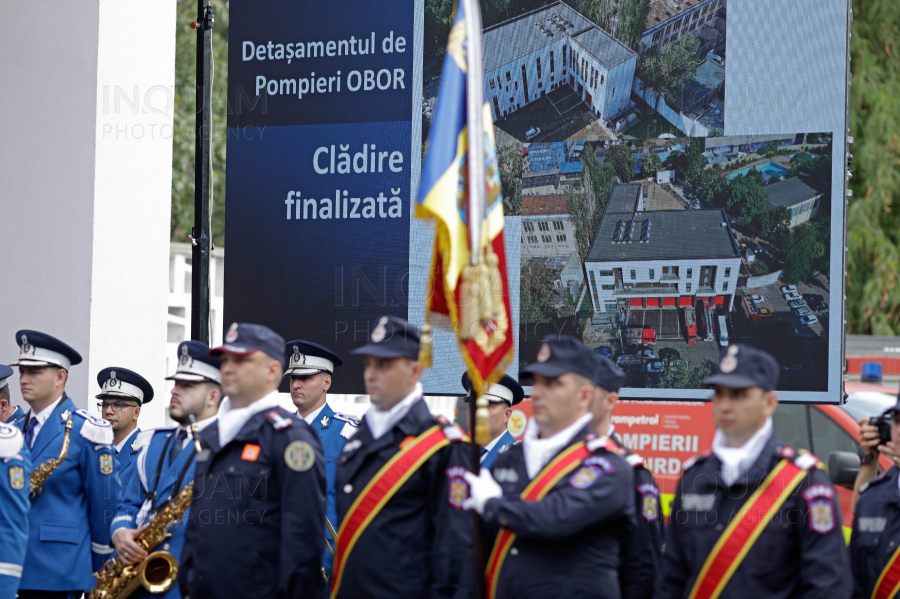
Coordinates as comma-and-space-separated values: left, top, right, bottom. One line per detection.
415, 0, 514, 393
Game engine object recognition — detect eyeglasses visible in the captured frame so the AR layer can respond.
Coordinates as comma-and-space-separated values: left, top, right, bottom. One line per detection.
98, 401, 139, 412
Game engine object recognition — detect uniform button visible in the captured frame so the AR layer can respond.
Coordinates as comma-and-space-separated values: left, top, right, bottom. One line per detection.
344, 484, 353, 494
208, 474, 213, 480
228, 467, 235, 473
716, 524, 723, 531
891, 541, 896, 548
510, 548, 518, 555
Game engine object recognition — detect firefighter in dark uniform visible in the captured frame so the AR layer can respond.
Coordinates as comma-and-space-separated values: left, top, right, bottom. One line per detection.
656, 344, 852, 599
849, 397, 900, 599
463, 335, 635, 599
332, 315, 472, 599
180, 323, 326, 599
588, 352, 662, 599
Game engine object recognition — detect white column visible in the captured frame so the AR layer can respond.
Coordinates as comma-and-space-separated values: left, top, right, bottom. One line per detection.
0, 0, 176, 430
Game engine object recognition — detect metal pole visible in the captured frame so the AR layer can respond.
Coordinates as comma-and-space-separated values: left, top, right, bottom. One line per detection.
191, 0, 214, 344
462, 0, 485, 265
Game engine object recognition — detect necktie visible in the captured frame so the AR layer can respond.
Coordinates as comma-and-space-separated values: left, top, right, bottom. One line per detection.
24, 418, 36, 449
169, 428, 187, 464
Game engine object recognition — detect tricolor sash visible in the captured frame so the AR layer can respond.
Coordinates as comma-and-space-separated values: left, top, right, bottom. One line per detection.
330, 425, 453, 598
687, 459, 809, 599
871, 543, 900, 599
484, 441, 591, 599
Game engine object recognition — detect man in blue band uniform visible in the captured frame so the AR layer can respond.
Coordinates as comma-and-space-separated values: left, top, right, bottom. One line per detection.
283, 339, 359, 579
95, 367, 153, 492
460, 372, 524, 470
112, 341, 222, 599
333, 315, 472, 599
656, 343, 851, 599
462, 335, 635, 599
180, 323, 326, 599
0, 364, 27, 427
588, 353, 662, 599
13, 330, 119, 598
0, 420, 31, 597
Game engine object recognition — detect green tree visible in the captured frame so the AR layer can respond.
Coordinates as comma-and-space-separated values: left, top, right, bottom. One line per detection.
726, 174, 769, 224
171, 0, 229, 243
755, 205, 791, 243
616, 0, 651, 51
649, 358, 715, 389
750, 261, 770, 276
606, 144, 635, 182
567, 180, 597, 263
847, 0, 900, 333
694, 165, 728, 207
497, 144, 523, 216
642, 152, 663, 177
684, 136, 706, 187
708, 127, 724, 137
577, 0, 617, 31
583, 145, 616, 214
783, 223, 825, 283
556, 287, 578, 318
521, 260, 556, 323
637, 34, 702, 106
424, 0, 453, 61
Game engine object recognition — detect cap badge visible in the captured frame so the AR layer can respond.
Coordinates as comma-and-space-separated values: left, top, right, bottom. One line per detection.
371, 317, 388, 343
225, 322, 239, 343
720, 355, 738, 374
291, 346, 305, 367
536, 343, 551, 363
20, 334, 33, 356
105, 371, 122, 390
179, 345, 192, 367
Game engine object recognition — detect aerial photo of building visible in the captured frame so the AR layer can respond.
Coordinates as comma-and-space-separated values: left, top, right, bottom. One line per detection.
483, 2, 637, 122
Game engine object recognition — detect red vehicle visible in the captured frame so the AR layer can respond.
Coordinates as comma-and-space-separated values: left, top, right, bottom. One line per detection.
683, 305, 698, 344
742, 296, 762, 324
626, 327, 657, 346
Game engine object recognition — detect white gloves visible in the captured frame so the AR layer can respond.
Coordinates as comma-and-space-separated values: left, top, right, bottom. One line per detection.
462, 469, 502, 515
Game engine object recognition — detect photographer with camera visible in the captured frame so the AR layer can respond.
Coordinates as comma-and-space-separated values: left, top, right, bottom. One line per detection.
849, 401, 900, 598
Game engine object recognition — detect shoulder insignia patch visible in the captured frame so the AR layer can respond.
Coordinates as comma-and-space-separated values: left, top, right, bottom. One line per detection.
569, 465, 602, 489
132, 430, 156, 452
266, 410, 293, 431
9, 466, 25, 490
284, 440, 315, 471
584, 455, 615, 472
446, 466, 470, 508
442, 424, 465, 442
802, 484, 835, 534
638, 483, 660, 521
99, 453, 115, 476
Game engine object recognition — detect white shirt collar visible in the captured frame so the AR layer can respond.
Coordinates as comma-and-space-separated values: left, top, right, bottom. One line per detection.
606, 424, 615, 437
28, 394, 64, 427
176, 416, 217, 448
480, 431, 505, 462
115, 430, 136, 454
303, 403, 327, 426
522, 413, 593, 479
711, 416, 773, 486
217, 390, 283, 447
365, 383, 423, 441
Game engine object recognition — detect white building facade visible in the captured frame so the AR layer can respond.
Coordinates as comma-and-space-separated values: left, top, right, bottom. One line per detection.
641, 0, 726, 52
483, 2, 637, 122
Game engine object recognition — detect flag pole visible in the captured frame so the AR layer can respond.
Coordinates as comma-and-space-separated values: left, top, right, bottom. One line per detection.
462, 2, 488, 597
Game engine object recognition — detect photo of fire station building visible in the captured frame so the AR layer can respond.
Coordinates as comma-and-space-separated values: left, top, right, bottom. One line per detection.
583, 184, 742, 340
482, 2, 638, 122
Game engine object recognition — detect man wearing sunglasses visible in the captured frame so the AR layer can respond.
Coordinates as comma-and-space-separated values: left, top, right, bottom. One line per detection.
96, 367, 154, 481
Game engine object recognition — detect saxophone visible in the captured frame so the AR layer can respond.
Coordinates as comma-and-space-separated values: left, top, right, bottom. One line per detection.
91, 480, 195, 599
30, 416, 73, 498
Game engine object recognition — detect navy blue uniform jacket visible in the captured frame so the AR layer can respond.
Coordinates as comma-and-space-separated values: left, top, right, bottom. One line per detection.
656, 435, 852, 599
333, 396, 472, 599
850, 466, 900, 599
180, 407, 326, 599
482, 426, 635, 599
